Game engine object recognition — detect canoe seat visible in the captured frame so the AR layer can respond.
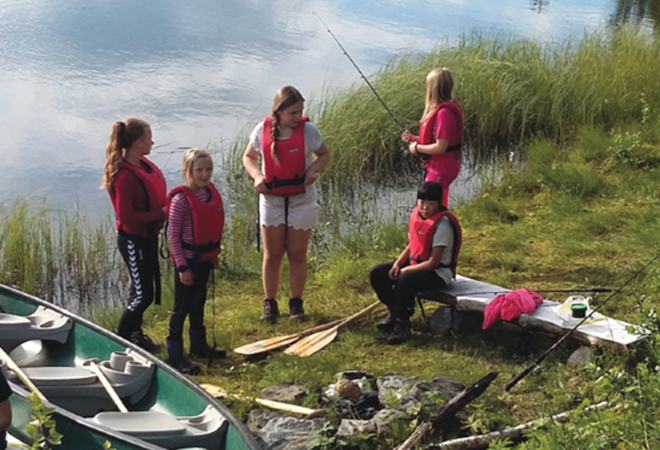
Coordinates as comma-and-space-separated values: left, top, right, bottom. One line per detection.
21, 366, 97, 386
92, 405, 228, 449
0, 306, 72, 352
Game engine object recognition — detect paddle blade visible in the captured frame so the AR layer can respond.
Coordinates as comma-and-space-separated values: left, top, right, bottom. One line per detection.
284, 328, 339, 357
234, 333, 301, 355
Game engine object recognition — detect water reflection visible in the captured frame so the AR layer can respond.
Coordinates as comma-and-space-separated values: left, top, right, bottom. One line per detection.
612, 0, 660, 27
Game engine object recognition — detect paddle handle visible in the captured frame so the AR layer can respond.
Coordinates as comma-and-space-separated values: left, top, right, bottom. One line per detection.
334, 301, 382, 330
0, 346, 47, 402
86, 361, 129, 413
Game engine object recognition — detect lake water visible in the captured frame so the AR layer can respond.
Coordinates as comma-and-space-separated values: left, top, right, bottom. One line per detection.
0, 0, 655, 215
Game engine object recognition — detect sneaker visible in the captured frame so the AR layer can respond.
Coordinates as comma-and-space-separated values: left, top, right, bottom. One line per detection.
386, 320, 411, 345
376, 310, 396, 333
130, 330, 162, 353
260, 298, 280, 323
288, 297, 305, 321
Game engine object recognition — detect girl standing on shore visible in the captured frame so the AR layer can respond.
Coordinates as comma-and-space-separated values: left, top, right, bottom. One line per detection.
402, 68, 463, 207
102, 118, 167, 353
166, 149, 226, 374
242, 85, 330, 322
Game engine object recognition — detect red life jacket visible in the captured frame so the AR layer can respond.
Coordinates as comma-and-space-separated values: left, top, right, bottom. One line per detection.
109, 157, 167, 236
167, 183, 225, 262
262, 116, 308, 197
408, 206, 462, 278
418, 101, 464, 151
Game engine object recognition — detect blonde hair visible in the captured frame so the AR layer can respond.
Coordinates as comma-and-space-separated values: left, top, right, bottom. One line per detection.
269, 85, 305, 165
102, 118, 150, 188
423, 68, 454, 120
182, 148, 213, 185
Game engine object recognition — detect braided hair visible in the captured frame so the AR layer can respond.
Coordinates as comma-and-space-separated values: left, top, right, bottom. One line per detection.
102, 118, 150, 188
269, 86, 305, 166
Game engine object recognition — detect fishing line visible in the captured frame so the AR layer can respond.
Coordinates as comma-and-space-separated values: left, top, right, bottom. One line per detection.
313, 11, 405, 133
505, 252, 660, 391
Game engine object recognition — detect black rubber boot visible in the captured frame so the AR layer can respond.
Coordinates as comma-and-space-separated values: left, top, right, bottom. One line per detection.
260, 298, 280, 323
189, 326, 226, 359
166, 339, 200, 375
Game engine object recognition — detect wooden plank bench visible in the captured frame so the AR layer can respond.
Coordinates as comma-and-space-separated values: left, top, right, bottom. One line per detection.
418, 275, 646, 351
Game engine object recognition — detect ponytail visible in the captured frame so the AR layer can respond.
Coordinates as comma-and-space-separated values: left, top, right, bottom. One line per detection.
101, 118, 150, 188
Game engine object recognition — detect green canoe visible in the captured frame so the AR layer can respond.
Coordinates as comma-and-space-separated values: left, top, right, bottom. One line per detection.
0, 284, 262, 450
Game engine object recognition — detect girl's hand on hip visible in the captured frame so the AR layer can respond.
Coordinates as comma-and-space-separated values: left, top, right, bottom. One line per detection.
304, 171, 319, 187
253, 174, 270, 195
179, 270, 195, 286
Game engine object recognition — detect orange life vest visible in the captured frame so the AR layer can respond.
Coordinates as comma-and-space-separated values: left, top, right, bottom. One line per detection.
408, 206, 462, 278
109, 157, 167, 236
167, 183, 224, 262
418, 101, 464, 151
262, 116, 308, 196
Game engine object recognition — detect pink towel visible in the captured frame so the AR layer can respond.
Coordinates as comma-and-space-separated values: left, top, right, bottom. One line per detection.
482, 289, 543, 329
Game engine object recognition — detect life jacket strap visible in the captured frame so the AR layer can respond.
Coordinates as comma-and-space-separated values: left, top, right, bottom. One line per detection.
265, 174, 305, 190
182, 241, 220, 254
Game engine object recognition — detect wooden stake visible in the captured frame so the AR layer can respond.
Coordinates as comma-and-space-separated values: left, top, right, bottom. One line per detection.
200, 383, 325, 419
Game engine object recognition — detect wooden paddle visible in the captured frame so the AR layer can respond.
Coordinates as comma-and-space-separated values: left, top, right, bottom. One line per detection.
234, 317, 347, 356
83, 358, 129, 413
199, 383, 325, 419
284, 301, 382, 357
0, 346, 47, 402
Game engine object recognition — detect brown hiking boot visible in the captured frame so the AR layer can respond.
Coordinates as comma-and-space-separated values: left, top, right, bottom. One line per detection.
260, 298, 280, 323
386, 320, 411, 345
376, 309, 396, 333
288, 297, 305, 321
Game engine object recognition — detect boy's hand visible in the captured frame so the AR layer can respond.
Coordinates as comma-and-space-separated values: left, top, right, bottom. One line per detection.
388, 265, 401, 280
179, 270, 195, 286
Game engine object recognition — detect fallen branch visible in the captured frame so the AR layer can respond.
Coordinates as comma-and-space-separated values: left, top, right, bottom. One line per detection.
423, 401, 610, 450
394, 372, 498, 450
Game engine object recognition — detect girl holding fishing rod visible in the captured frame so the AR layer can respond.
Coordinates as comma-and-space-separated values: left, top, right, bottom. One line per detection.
242, 85, 330, 323
402, 68, 463, 207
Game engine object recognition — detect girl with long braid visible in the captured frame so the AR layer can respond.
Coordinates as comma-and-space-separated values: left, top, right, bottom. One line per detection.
242, 86, 330, 322
102, 118, 167, 353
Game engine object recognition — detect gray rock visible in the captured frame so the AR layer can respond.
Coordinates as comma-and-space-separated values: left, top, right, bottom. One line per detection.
428, 306, 453, 336
372, 408, 410, 438
399, 377, 465, 412
261, 381, 307, 403
335, 419, 377, 438
567, 346, 595, 367
377, 374, 418, 407
246, 408, 284, 433
257, 416, 326, 450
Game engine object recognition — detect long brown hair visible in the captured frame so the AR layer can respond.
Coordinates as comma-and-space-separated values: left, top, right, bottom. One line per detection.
101, 118, 150, 188
422, 68, 454, 120
269, 85, 305, 165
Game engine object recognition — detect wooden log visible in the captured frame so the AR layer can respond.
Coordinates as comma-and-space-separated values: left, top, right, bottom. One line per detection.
393, 372, 498, 450
422, 401, 609, 450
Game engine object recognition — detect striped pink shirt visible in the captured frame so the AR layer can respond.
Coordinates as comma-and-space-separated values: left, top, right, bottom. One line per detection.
167, 187, 211, 268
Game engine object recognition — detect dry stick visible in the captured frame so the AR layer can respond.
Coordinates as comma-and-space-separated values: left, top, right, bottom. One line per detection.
234, 317, 346, 355
506, 252, 660, 391
422, 401, 610, 450
394, 372, 499, 450
284, 302, 383, 357
199, 383, 325, 419
0, 346, 47, 402
83, 358, 128, 413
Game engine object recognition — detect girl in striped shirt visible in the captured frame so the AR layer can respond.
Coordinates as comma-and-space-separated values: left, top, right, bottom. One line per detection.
166, 148, 226, 374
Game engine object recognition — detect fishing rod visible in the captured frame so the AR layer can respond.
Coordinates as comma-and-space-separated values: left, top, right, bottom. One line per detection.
505, 253, 660, 391
313, 11, 405, 133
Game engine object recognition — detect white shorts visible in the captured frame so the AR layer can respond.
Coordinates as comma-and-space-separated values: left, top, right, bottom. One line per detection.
259, 187, 319, 230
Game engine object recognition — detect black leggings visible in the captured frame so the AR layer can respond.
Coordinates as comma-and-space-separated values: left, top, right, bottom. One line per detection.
168, 260, 212, 342
115, 232, 160, 338
369, 262, 447, 321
